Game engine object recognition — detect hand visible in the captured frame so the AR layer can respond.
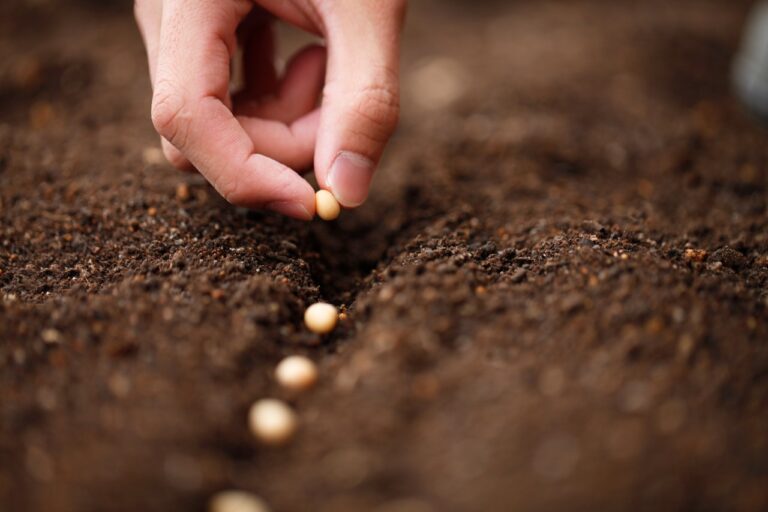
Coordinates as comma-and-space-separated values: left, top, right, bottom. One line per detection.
134, 0, 405, 219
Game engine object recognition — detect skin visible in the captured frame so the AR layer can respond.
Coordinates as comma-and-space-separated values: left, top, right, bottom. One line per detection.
134, 0, 406, 220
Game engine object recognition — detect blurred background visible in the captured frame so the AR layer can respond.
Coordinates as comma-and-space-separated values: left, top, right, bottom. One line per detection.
0, 0, 762, 138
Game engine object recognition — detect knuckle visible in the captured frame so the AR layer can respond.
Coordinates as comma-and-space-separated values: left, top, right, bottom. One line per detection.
151, 85, 188, 146
350, 77, 400, 140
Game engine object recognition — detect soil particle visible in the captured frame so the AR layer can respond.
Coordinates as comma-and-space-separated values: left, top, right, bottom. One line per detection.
711, 246, 748, 270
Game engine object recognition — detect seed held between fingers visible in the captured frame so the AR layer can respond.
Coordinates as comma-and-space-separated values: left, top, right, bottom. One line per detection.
248, 399, 298, 446
315, 190, 341, 221
275, 355, 318, 392
304, 302, 339, 334
209, 491, 271, 512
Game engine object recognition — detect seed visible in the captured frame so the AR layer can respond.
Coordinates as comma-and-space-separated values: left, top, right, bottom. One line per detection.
275, 356, 318, 392
209, 490, 271, 512
248, 399, 297, 446
315, 190, 341, 221
304, 302, 338, 334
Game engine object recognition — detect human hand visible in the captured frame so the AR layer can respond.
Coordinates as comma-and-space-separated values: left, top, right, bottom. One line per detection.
134, 0, 405, 219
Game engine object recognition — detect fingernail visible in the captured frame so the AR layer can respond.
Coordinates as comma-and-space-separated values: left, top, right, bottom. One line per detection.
266, 201, 313, 221
327, 152, 374, 207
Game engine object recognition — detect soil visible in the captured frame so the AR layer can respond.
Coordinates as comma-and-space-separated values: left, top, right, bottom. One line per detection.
1, 1, 768, 511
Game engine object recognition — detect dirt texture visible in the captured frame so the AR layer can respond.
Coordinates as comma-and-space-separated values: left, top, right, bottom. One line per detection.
1, 1, 768, 511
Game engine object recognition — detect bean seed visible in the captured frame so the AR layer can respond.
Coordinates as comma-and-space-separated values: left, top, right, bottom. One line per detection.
248, 399, 297, 446
275, 355, 318, 392
209, 490, 270, 512
315, 190, 341, 221
304, 302, 338, 334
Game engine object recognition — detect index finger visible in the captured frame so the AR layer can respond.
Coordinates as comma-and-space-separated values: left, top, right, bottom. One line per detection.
152, 0, 315, 219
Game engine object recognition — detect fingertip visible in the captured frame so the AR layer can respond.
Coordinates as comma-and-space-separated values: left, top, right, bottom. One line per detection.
265, 200, 315, 221
226, 154, 316, 219
161, 138, 193, 171
326, 151, 375, 208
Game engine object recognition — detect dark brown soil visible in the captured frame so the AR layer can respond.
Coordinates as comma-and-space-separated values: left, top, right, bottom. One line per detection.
2, 1, 768, 511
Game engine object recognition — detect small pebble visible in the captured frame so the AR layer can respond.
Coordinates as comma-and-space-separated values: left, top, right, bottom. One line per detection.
248, 399, 297, 446
41, 328, 62, 345
275, 355, 318, 392
304, 302, 339, 334
315, 190, 341, 221
12, 57, 42, 89
683, 248, 708, 263
176, 183, 190, 201
209, 490, 271, 512
711, 246, 747, 270
29, 102, 55, 129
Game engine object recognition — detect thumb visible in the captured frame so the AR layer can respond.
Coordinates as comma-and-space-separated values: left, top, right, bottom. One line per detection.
314, 1, 405, 208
